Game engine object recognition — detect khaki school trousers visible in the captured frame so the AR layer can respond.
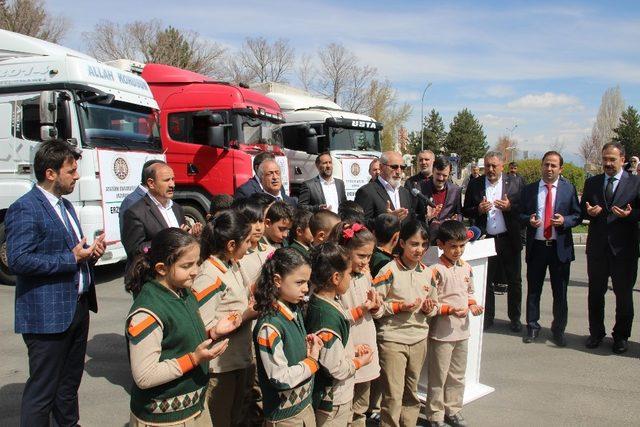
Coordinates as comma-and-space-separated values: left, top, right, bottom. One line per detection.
425, 338, 468, 422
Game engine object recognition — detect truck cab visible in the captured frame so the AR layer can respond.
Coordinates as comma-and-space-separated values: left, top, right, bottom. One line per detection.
109, 62, 290, 224
0, 30, 162, 285
252, 83, 382, 199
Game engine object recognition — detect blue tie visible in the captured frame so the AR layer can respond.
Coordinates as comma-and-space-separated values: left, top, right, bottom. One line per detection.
58, 199, 91, 293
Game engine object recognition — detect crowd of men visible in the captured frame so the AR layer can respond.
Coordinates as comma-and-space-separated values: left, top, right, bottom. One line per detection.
5, 138, 639, 425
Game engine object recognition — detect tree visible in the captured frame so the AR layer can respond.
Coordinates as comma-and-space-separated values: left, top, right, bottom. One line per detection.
583, 86, 625, 167
364, 79, 412, 151
444, 109, 488, 166
83, 20, 226, 77
613, 106, 640, 158
493, 135, 517, 163
296, 53, 315, 92
230, 37, 294, 84
579, 133, 600, 171
0, 0, 68, 42
406, 109, 446, 156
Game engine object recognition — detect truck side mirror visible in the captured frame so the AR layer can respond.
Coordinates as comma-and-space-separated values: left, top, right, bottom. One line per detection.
39, 91, 58, 141
207, 126, 226, 149
304, 127, 319, 155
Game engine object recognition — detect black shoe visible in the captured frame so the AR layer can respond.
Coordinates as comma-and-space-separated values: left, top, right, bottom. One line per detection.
445, 412, 468, 427
612, 339, 628, 354
585, 335, 603, 349
510, 320, 523, 332
483, 319, 494, 331
523, 327, 539, 343
552, 331, 567, 347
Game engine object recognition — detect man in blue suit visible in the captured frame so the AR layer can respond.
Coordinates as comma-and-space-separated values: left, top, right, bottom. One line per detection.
520, 151, 581, 346
6, 140, 106, 426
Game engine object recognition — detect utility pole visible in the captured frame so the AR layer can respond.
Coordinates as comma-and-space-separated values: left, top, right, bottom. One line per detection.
420, 82, 433, 151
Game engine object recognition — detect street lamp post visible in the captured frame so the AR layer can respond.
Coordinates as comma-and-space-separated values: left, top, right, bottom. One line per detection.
420, 82, 433, 151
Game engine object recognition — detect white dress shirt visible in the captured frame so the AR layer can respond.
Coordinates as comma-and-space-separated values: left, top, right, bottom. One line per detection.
378, 176, 401, 209
603, 168, 624, 195
319, 176, 340, 213
148, 194, 180, 228
37, 185, 86, 293
535, 178, 558, 241
485, 175, 507, 235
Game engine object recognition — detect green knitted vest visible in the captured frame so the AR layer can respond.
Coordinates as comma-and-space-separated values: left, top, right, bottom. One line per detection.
127, 281, 209, 424
304, 294, 351, 412
253, 304, 314, 422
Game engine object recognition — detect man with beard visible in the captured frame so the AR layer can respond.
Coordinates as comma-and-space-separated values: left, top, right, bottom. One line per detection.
257, 158, 297, 207
405, 149, 435, 191
581, 142, 640, 354
122, 162, 202, 262
355, 151, 416, 227
419, 156, 463, 240
298, 151, 347, 213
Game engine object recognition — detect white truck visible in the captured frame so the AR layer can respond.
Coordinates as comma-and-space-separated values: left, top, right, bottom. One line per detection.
252, 83, 382, 199
0, 30, 163, 285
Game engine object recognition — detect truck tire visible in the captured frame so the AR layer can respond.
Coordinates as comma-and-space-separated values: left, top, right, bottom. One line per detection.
0, 222, 16, 286
182, 204, 206, 227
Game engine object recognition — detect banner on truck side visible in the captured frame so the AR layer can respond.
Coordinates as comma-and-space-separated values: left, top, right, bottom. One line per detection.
342, 158, 374, 200
96, 149, 165, 243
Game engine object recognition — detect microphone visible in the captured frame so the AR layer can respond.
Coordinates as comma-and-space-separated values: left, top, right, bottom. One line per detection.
411, 187, 437, 208
466, 226, 483, 242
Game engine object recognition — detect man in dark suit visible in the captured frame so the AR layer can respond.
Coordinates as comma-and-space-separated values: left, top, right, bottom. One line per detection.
6, 140, 106, 426
404, 149, 435, 191
355, 151, 416, 227
118, 159, 165, 235
463, 151, 523, 332
520, 151, 582, 346
234, 152, 291, 201
298, 152, 347, 213
419, 156, 462, 240
122, 162, 200, 261
581, 142, 640, 354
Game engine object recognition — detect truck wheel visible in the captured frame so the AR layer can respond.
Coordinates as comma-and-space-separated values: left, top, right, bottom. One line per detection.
0, 222, 16, 286
182, 204, 206, 227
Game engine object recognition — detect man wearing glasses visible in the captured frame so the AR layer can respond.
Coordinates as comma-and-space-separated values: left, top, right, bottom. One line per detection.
355, 151, 416, 227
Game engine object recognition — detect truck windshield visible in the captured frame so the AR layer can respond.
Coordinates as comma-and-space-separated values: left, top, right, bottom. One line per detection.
329, 127, 380, 152
78, 100, 161, 151
241, 115, 282, 147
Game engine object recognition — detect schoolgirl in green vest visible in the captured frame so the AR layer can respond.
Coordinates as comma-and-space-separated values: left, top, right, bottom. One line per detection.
305, 243, 374, 426
124, 228, 233, 427
253, 248, 324, 426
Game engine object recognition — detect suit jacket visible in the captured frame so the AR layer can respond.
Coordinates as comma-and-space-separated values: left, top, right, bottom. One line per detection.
354, 178, 416, 227
121, 194, 186, 259
462, 174, 522, 252
119, 185, 147, 234
420, 179, 462, 239
298, 176, 347, 212
580, 172, 640, 258
234, 176, 292, 204
404, 172, 429, 192
520, 177, 582, 263
6, 186, 97, 334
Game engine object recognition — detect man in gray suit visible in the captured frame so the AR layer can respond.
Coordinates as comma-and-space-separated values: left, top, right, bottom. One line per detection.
119, 159, 166, 235
419, 156, 463, 240
298, 152, 347, 213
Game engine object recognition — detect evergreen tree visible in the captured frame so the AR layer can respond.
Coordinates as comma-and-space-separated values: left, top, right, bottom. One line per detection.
406, 109, 446, 155
444, 108, 488, 166
613, 106, 640, 158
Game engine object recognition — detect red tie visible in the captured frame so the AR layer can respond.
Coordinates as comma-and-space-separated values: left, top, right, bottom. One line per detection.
543, 183, 553, 240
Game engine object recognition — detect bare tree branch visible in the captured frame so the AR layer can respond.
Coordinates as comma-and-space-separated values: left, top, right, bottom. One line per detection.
0, 0, 69, 43
296, 53, 315, 92
234, 37, 294, 83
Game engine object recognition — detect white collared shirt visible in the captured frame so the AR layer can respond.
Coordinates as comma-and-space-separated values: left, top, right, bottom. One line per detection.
603, 169, 624, 195
319, 176, 340, 213
378, 176, 401, 209
484, 175, 507, 235
148, 194, 180, 228
535, 178, 558, 241
37, 185, 86, 293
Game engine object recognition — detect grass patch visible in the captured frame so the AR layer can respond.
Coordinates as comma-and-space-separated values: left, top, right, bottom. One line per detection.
572, 224, 588, 234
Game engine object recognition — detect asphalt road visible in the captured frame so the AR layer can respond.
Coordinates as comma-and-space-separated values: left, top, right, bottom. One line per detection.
1, 247, 639, 426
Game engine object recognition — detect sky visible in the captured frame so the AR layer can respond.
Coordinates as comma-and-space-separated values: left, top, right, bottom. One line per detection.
47, 0, 640, 165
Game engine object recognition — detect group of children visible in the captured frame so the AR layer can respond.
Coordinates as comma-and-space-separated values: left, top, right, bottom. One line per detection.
124, 192, 483, 427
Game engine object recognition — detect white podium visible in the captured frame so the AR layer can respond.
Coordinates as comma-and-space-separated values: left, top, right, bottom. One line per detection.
417, 238, 496, 404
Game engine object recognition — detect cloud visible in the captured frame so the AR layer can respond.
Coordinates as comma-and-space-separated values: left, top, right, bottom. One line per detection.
485, 85, 516, 98
480, 114, 520, 127
507, 92, 582, 109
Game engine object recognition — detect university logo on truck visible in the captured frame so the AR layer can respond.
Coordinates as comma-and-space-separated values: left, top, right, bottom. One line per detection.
113, 157, 129, 181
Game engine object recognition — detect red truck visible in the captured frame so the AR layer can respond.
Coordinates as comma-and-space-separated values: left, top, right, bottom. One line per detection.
111, 61, 291, 224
